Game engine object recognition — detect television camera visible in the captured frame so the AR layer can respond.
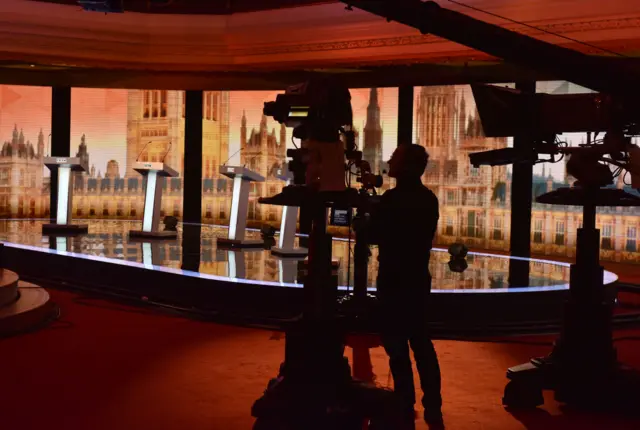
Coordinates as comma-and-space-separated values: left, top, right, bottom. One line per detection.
467, 84, 640, 190
261, 79, 385, 305
262, 79, 383, 193
253, 79, 401, 430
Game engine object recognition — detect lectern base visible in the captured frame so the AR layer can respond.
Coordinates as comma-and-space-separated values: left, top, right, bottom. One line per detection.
129, 230, 178, 240
216, 238, 264, 249
271, 247, 309, 257
42, 224, 88, 235
301, 258, 341, 269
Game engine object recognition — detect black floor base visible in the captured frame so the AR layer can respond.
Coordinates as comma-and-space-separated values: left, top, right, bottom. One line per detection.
503, 359, 640, 412
252, 381, 410, 430
216, 238, 264, 249
42, 224, 88, 235
128, 230, 178, 240
252, 319, 410, 430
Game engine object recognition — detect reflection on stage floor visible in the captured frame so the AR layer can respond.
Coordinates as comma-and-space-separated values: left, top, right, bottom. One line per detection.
0, 219, 617, 293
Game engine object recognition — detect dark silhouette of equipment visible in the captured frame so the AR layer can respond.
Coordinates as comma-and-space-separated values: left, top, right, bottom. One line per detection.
343, 0, 640, 412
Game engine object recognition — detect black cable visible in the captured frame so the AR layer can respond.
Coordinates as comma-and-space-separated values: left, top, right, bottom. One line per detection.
444, 0, 626, 58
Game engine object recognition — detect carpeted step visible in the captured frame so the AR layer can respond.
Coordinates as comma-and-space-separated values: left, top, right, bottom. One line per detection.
0, 268, 19, 308
0, 281, 57, 337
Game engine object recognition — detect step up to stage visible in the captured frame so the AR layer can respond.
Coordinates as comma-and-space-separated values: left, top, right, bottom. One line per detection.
0, 268, 19, 307
0, 269, 56, 336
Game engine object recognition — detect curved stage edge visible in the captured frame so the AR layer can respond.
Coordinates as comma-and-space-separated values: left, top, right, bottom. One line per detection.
0, 219, 619, 334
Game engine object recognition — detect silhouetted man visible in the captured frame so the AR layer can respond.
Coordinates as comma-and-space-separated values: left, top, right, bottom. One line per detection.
369, 144, 443, 428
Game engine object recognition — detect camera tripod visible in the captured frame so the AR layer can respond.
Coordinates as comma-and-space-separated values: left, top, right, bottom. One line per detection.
503, 186, 640, 410
252, 188, 407, 430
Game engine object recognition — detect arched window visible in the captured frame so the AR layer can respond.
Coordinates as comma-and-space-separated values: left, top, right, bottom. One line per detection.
212, 92, 219, 121
143, 90, 150, 118
160, 90, 168, 117
204, 92, 211, 120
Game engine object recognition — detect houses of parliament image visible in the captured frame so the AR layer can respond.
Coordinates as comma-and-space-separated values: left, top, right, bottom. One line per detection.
0, 85, 638, 264
412, 85, 639, 264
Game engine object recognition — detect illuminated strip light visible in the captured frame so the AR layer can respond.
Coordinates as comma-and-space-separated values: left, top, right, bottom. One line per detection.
142, 171, 157, 232
3, 239, 620, 294
56, 166, 71, 225
228, 175, 243, 240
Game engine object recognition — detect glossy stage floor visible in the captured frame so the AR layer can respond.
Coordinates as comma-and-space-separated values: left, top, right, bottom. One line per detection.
0, 219, 618, 333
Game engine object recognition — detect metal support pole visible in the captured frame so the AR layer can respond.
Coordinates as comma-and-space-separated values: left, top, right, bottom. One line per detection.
50, 86, 71, 222
183, 90, 203, 224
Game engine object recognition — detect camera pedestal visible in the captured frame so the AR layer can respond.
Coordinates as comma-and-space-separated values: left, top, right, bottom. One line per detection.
503, 187, 640, 411
253, 193, 407, 429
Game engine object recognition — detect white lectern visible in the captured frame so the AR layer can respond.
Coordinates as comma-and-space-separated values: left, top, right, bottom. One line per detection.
271, 163, 308, 257
129, 161, 179, 239
43, 156, 89, 235
217, 165, 265, 248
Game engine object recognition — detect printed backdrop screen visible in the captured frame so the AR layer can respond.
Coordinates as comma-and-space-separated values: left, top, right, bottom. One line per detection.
208, 88, 399, 228
0, 85, 51, 218
0, 85, 398, 226
410, 82, 639, 264
68, 88, 185, 219
412, 84, 512, 254
1, 83, 637, 264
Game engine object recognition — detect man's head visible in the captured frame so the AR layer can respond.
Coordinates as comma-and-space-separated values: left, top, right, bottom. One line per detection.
388, 144, 429, 179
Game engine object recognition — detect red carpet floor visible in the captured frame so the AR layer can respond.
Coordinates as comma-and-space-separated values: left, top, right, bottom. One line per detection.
2, 289, 640, 430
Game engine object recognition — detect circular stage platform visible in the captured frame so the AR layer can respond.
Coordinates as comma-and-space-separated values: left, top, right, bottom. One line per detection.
0, 219, 619, 333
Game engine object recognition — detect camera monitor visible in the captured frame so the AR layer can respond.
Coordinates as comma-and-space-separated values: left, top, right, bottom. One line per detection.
329, 207, 353, 227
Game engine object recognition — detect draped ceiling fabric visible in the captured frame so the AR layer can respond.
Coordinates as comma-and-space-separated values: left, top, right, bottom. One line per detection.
0, 0, 639, 88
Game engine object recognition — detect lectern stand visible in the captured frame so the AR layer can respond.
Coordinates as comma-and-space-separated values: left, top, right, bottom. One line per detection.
43, 156, 89, 235
271, 164, 308, 257
141, 241, 163, 268
217, 166, 265, 248
226, 248, 264, 279
129, 161, 179, 239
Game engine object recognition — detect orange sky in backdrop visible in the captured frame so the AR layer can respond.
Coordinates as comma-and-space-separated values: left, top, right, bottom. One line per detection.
0, 86, 399, 176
